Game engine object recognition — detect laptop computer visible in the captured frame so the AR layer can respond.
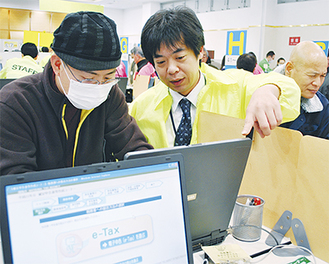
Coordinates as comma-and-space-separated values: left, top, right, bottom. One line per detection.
0, 154, 193, 264
124, 138, 252, 251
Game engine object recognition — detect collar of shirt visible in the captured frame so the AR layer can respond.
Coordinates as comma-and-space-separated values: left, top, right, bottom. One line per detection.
136, 59, 148, 72
166, 71, 206, 147
301, 94, 323, 113
170, 71, 205, 112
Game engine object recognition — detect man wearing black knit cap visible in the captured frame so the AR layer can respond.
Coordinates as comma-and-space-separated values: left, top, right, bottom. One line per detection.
0, 11, 153, 176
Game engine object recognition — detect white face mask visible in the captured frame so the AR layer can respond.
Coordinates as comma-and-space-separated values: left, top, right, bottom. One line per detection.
58, 63, 118, 110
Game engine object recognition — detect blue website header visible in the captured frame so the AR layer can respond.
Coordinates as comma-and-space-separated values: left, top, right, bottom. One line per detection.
6, 162, 178, 194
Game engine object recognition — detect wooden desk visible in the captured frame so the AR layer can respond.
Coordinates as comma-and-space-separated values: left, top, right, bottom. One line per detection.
198, 111, 329, 262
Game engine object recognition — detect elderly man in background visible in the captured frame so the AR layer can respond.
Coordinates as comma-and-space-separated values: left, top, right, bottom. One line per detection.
130, 46, 157, 80
280, 41, 328, 139
319, 49, 329, 101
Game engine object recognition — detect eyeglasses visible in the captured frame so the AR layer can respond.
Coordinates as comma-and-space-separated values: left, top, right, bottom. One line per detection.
63, 62, 118, 85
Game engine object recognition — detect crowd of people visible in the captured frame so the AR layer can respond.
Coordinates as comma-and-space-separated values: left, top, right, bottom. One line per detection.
0, 7, 328, 176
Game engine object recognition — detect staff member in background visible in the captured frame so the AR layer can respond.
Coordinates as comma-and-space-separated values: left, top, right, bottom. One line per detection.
236, 53, 257, 73
276, 57, 286, 67
0, 42, 43, 79
0, 11, 153, 176
259, 50, 275, 73
129, 6, 301, 149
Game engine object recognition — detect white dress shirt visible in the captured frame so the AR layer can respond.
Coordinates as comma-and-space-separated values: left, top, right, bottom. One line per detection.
165, 71, 206, 147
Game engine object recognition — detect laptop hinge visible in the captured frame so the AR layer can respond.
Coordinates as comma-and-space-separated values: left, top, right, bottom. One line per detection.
211, 229, 221, 239
192, 229, 228, 252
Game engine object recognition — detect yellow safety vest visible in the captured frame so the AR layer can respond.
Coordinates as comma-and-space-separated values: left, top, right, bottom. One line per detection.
0, 55, 43, 79
129, 63, 300, 149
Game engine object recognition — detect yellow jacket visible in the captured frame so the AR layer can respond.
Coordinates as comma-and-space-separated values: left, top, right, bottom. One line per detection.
0, 55, 43, 79
129, 63, 300, 149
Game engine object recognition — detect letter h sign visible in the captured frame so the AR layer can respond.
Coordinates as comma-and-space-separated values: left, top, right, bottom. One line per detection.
226, 30, 247, 56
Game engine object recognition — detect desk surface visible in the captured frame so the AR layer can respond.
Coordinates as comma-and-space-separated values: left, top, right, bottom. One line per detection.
1, 230, 327, 263
193, 227, 328, 264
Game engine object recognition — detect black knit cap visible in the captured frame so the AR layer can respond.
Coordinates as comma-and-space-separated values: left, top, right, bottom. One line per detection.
52, 11, 121, 71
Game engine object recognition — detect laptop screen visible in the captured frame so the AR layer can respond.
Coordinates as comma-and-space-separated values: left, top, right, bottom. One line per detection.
1, 155, 192, 264
124, 138, 252, 251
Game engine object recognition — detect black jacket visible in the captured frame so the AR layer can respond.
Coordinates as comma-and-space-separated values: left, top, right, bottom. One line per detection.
0, 62, 153, 175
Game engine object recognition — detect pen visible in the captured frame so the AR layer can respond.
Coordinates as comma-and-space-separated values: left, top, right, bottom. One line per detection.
250, 241, 292, 258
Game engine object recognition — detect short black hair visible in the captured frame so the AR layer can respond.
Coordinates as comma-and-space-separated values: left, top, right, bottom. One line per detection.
277, 57, 285, 63
248, 51, 258, 62
266, 51, 275, 57
236, 53, 256, 73
41, 47, 50, 52
141, 6, 205, 66
21, 42, 38, 59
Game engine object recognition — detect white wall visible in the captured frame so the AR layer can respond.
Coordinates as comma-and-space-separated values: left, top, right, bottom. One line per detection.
1, 0, 328, 67
198, 0, 328, 64
117, 0, 329, 67
266, 0, 329, 25
263, 0, 329, 63
114, 3, 160, 53
104, 8, 124, 35
198, 0, 265, 62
